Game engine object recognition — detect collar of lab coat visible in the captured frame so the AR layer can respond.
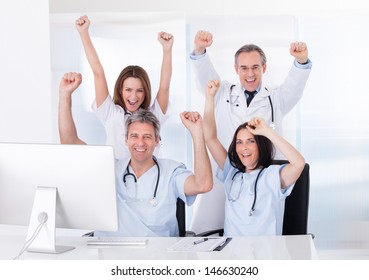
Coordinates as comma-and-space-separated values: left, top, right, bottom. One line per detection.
231, 83, 270, 97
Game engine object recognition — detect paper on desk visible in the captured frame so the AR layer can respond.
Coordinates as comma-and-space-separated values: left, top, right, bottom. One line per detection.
168, 237, 227, 252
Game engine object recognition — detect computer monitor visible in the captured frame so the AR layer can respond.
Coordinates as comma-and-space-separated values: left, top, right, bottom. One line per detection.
0, 142, 118, 254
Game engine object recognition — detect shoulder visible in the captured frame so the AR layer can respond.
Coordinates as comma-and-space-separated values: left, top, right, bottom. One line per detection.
96, 96, 125, 113
115, 158, 130, 173
264, 164, 284, 174
261, 165, 285, 185
157, 158, 186, 170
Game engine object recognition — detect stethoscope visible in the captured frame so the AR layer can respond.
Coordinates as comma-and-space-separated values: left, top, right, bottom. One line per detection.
227, 85, 275, 130
228, 167, 266, 216
123, 157, 160, 207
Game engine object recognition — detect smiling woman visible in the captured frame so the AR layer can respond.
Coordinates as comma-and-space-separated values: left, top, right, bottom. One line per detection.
50, 12, 187, 162
56, 15, 172, 160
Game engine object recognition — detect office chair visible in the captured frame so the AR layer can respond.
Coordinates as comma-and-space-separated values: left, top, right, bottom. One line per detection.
275, 160, 310, 235
176, 198, 186, 237
195, 161, 310, 237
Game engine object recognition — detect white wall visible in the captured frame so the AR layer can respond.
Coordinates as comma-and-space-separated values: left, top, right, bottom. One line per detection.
0, 0, 52, 143
49, 0, 368, 16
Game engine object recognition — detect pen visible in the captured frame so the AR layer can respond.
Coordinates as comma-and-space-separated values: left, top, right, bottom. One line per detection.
193, 238, 208, 245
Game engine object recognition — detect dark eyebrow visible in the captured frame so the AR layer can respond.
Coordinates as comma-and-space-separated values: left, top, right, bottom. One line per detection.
239, 64, 260, 68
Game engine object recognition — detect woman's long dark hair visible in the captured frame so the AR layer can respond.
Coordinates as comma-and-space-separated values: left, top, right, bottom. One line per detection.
228, 122, 275, 172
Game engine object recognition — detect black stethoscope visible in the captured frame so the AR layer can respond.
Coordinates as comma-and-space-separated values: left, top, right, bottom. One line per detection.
123, 157, 160, 207
228, 167, 266, 216
227, 85, 275, 130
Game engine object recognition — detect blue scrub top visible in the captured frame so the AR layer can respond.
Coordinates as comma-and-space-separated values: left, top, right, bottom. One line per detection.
217, 157, 294, 236
95, 158, 195, 237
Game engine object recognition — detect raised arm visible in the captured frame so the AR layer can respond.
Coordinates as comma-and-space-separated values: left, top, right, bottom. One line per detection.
180, 111, 213, 196
191, 30, 220, 94
156, 31, 174, 114
58, 72, 86, 145
75, 15, 109, 107
247, 118, 305, 189
202, 80, 227, 170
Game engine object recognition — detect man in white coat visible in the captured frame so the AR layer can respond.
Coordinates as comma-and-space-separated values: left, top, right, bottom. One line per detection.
190, 30, 312, 149
188, 30, 312, 234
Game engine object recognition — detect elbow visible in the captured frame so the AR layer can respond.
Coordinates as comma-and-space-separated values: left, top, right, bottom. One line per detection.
296, 155, 306, 176
92, 68, 105, 78
59, 135, 82, 145
198, 177, 213, 194
59, 133, 69, 144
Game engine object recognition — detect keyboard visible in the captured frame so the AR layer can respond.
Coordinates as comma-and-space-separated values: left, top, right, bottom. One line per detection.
87, 239, 148, 246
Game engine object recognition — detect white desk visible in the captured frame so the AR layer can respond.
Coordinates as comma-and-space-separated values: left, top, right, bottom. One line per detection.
0, 226, 318, 260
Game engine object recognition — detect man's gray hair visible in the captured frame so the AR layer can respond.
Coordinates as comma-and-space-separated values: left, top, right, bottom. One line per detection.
125, 109, 161, 139
234, 44, 267, 65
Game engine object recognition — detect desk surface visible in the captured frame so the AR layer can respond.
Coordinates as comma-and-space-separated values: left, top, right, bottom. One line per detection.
0, 225, 318, 260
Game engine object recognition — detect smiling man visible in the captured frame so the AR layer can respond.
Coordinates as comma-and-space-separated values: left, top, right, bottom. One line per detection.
94, 109, 213, 237
190, 30, 312, 150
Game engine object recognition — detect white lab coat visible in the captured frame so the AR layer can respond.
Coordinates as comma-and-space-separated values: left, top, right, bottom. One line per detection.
191, 53, 312, 150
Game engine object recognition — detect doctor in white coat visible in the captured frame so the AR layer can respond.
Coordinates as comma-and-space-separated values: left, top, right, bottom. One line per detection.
190, 30, 312, 151
188, 30, 312, 234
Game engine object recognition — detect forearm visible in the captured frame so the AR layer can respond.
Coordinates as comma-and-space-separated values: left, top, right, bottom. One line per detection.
267, 130, 305, 170
203, 94, 217, 142
156, 48, 172, 114
79, 31, 104, 76
191, 132, 213, 194
79, 31, 109, 107
203, 94, 227, 169
58, 94, 85, 145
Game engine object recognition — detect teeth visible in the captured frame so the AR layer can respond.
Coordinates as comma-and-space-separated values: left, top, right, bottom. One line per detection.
135, 148, 145, 152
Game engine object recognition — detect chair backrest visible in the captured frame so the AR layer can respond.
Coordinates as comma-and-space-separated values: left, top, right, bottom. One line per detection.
273, 160, 310, 235
176, 198, 186, 237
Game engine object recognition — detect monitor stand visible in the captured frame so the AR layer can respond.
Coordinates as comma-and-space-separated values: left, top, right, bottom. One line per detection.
26, 186, 75, 254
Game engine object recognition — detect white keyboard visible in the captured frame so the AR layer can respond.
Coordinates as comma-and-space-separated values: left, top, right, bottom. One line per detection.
87, 239, 148, 246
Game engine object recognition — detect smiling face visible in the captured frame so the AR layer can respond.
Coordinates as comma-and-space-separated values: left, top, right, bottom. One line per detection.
234, 51, 266, 92
121, 77, 146, 113
125, 121, 159, 164
235, 128, 259, 172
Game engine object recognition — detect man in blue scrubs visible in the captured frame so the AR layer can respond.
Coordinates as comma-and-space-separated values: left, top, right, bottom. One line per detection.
58, 73, 213, 236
